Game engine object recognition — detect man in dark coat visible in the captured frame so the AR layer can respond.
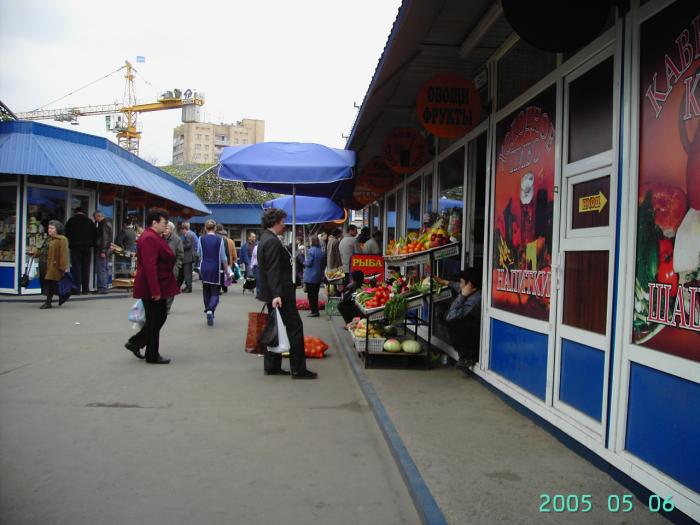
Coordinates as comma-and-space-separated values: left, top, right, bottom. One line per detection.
64, 207, 94, 294
179, 222, 197, 292
257, 208, 317, 379
93, 210, 112, 294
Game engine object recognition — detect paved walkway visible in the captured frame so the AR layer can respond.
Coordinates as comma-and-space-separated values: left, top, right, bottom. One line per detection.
0, 284, 418, 525
330, 318, 670, 525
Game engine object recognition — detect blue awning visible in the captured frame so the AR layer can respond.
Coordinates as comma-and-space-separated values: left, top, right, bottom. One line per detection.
0, 121, 209, 214
218, 142, 356, 198
263, 195, 345, 224
188, 203, 263, 225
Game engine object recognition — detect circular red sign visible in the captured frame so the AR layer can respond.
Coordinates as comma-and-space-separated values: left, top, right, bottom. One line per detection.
416, 73, 481, 139
382, 128, 430, 174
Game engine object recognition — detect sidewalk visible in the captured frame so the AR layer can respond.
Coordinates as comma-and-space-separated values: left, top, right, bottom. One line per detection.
0, 284, 418, 525
329, 316, 669, 525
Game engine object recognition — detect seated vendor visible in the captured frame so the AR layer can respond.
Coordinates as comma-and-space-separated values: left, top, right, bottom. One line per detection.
443, 268, 482, 370
338, 270, 366, 325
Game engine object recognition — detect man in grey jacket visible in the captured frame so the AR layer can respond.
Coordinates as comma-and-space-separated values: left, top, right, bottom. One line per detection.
164, 222, 184, 313
338, 224, 360, 274
180, 222, 197, 292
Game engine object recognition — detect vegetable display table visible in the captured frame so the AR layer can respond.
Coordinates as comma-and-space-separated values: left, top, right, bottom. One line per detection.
354, 242, 459, 368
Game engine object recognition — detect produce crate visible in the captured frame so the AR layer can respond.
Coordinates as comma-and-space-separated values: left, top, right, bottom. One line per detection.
352, 333, 386, 354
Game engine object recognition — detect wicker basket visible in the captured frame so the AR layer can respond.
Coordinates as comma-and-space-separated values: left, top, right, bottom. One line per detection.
352, 333, 386, 354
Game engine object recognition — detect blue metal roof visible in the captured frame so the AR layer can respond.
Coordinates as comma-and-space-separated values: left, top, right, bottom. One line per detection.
188, 203, 263, 225
0, 121, 209, 214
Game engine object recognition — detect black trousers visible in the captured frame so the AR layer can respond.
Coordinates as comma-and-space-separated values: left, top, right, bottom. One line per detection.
263, 300, 307, 374
181, 262, 193, 290
338, 301, 360, 324
306, 282, 321, 314
70, 247, 92, 293
447, 319, 479, 361
129, 298, 168, 361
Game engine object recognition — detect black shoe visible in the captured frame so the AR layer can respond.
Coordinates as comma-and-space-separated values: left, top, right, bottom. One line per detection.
291, 370, 318, 380
58, 294, 70, 306
125, 341, 144, 359
307, 312, 320, 318
264, 369, 291, 376
146, 356, 171, 364
98, 290, 108, 295
39, 303, 52, 309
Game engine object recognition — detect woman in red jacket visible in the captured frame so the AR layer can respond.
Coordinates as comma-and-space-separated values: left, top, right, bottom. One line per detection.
125, 208, 180, 364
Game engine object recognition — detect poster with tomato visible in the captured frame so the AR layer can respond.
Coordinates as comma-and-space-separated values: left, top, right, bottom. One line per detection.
634, 2, 700, 361
491, 87, 556, 321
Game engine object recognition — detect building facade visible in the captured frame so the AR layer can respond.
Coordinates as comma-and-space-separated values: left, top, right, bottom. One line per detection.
172, 119, 265, 165
347, 0, 700, 520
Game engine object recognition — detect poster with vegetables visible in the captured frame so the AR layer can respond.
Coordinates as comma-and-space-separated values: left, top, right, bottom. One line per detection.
635, 2, 700, 361
491, 87, 556, 321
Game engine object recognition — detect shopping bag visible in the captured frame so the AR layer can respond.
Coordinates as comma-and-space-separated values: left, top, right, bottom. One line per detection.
267, 308, 290, 354
20, 257, 35, 288
128, 299, 146, 324
245, 307, 268, 354
232, 262, 241, 281
57, 271, 76, 297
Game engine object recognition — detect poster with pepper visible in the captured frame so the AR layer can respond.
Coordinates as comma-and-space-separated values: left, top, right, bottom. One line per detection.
634, 2, 700, 361
491, 87, 556, 321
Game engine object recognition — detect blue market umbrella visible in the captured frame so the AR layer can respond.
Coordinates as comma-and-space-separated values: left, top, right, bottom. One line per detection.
263, 195, 345, 225
218, 142, 356, 282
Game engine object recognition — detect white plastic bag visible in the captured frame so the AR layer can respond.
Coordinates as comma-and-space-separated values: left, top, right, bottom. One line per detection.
267, 308, 291, 354
27, 258, 38, 280
128, 299, 145, 325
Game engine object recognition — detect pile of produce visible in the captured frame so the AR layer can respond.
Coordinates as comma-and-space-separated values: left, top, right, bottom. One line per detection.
382, 338, 423, 354
387, 217, 459, 256
303, 336, 329, 358
325, 267, 345, 281
356, 285, 391, 309
351, 319, 383, 339
383, 294, 408, 325
411, 276, 447, 295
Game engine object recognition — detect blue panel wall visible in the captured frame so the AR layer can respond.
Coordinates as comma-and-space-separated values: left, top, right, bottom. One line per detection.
626, 363, 700, 493
559, 339, 604, 421
489, 319, 548, 400
0, 265, 15, 289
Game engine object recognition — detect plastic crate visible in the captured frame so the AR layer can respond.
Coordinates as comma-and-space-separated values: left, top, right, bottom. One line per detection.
352, 334, 386, 354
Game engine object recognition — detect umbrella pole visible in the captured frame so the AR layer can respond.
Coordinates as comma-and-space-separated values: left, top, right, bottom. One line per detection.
292, 185, 297, 285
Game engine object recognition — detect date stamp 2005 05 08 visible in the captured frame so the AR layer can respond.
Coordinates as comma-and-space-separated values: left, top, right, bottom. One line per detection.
539, 494, 675, 514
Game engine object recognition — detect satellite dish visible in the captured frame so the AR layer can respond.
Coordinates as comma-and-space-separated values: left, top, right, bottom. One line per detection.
501, 0, 614, 53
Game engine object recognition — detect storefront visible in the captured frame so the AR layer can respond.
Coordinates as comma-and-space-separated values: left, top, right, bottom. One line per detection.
346, 0, 699, 519
188, 203, 264, 248
0, 121, 209, 294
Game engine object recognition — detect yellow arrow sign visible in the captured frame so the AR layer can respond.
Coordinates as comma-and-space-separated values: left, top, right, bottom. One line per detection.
579, 191, 608, 213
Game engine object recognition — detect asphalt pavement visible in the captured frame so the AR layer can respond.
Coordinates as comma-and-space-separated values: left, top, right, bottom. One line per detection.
0, 284, 419, 525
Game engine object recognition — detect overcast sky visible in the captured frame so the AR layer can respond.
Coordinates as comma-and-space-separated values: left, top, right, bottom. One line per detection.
0, 0, 401, 166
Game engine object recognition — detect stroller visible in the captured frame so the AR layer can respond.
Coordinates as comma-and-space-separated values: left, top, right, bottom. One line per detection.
242, 276, 257, 294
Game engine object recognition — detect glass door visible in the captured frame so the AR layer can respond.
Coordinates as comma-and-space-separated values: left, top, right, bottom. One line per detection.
552, 51, 617, 436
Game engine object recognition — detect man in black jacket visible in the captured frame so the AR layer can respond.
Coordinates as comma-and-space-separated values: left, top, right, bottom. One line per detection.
64, 207, 94, 294
257, 208, 317, 379
93, 210, 112, 294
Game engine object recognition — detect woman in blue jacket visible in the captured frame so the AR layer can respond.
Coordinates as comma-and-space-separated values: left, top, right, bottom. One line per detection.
303, 235, 325, 317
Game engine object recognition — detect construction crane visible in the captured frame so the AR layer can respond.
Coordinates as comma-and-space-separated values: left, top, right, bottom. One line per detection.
15, 61, 204, 156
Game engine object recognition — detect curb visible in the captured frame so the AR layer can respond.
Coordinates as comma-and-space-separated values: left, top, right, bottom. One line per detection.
328, 318, 448, 525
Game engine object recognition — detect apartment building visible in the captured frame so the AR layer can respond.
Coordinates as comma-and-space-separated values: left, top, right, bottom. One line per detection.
172, 118, 265, 165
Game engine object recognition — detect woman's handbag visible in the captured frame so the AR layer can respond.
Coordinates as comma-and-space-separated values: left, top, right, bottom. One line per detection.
245, 306, 268, 354
20, 257, 36, 288
57, 271, 76, 297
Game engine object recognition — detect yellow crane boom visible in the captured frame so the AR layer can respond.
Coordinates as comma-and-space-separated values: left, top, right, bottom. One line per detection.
15, 61, 204, 156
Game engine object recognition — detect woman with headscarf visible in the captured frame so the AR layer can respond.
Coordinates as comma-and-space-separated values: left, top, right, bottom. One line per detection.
35, 220, 70, 309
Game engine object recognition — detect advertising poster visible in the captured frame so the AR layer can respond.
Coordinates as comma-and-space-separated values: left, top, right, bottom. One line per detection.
382, 127, 430, 174
634, 2, 700, 361
491, 87, 556, 321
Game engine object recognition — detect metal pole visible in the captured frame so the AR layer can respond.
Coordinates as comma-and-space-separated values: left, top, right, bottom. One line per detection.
292, 185, 297, 285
